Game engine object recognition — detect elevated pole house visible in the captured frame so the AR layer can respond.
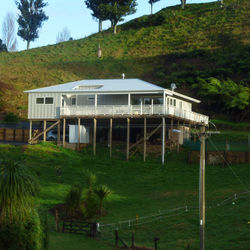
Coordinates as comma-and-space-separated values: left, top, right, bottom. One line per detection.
25, 79, 209, 163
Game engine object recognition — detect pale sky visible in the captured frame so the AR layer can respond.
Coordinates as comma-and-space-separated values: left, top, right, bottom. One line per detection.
0, 0, 214, 51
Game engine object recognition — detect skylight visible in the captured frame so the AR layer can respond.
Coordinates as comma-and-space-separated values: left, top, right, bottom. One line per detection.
74, 85, 103, 90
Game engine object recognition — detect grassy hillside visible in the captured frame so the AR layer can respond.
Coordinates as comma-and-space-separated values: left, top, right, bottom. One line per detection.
0, 143, 249, 249
0, 0, 249, 120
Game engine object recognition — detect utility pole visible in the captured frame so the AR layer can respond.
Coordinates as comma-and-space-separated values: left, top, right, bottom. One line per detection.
199, 125, 206, 250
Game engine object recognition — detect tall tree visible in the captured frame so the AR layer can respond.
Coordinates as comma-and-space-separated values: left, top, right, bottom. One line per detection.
0, 39, 7, 52
148, 0, 160, 15
85, 0, 109, 32
2, 12, 18, 51
56, 27, 71, 43
103, 0, 137, 34
180, 0, 186, 9
16, 0, 49, 50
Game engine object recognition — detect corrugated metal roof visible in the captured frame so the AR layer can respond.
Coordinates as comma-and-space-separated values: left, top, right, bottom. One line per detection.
24, 78, 201, 103
24, 79, 165, 93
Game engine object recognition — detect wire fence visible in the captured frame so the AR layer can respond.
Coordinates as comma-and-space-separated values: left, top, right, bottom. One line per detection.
97, 191, 250, 249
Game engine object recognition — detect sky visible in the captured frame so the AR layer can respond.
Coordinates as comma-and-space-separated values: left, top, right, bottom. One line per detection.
0, 0, 215, 51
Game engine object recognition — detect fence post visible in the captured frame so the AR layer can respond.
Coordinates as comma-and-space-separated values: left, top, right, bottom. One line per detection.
115, 230, 119, 247
131, 232, 135, 248
55, 209, 59, 232
154, 237, 159, 250
90, 222, 98, 237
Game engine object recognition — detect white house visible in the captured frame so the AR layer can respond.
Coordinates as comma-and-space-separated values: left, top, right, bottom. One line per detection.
25, 78, 208, 123
24, 78, 208, 163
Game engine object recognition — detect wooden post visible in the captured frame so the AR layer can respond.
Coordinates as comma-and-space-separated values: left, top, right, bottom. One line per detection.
177, 120, 180, 152
115, 230, 119, 247
55, 209, 59, 232
144, 117, 147, 162
63, 118, 66, 147
162, 117, 165, 165
43, 120, 47, 142
57, 120, 60, 144
170, 118, 173, 150
109, 118, 113, 158
199, 125, 206, 250
126, 118, 130, 161
154, 237, 159, 250
93, 118, 97, 155
78, 118, 81, 151
29, 120, 32, 142
131, 232, 135, 248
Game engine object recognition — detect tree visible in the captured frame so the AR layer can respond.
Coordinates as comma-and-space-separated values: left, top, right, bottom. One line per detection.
85, 0, 109, 32
0, 161, 43, 250
0, 160, 39, 222
180, 0, 186, 9
102, 0, 137, 34
94, 185, 111, 216
56, 27, 71, 43
16, 0, 49, 50
148, 0, 160, 15
0, 39, 7, 52
2, 12, 18, 51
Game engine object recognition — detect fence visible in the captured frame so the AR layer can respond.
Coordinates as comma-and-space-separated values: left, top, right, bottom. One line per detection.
0, 128, 29, 142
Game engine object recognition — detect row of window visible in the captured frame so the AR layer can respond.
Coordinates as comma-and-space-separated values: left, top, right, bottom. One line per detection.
36, 97, 54, 104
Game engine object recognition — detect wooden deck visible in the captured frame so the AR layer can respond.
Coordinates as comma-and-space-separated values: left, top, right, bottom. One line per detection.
60, 105, 209, 125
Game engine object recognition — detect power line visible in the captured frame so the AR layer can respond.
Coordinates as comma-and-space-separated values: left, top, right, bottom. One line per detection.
207, 136, 249, 192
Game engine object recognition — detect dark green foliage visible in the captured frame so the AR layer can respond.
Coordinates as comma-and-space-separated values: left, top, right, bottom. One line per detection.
0, 160, 39, 222
148, 0, 160, 15
0, 39, 7, 52
85, 0, 109, 32
0, 210, 43, 250
3, 112, 19, 124
192, 77, 250, 119
16, 0, 49, 49
94, 185, 111, 216
102, 0, 137, 34
64, 185, 83, 218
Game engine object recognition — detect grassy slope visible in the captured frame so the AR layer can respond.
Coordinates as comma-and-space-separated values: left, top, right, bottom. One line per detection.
0, 143, 249, 249
0, 0, 249, 118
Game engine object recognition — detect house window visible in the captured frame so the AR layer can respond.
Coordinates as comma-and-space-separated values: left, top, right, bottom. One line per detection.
36, 98, 44, 104
174, 99, 176, 106
179, 101, 182, 109
167, 98, 169, 105
45, 97, 53, 104
170, 99, 173, 106
71, 97, 76, 106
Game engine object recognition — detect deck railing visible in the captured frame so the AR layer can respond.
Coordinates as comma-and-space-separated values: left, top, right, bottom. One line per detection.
60, 105, 209, 124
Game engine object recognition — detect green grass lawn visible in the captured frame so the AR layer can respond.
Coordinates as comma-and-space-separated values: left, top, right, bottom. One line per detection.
0, 143, 249, 249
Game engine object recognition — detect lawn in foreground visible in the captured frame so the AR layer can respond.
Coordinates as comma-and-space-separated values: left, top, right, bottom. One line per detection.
0, 143, 249, 249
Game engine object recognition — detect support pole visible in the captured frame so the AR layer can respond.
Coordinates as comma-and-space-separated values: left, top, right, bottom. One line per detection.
170, 118, 173, 150
126, 118, 130, 161
109, 118, 113, 158
57, 120, 60, 144
78, 118, 81, 151
93, 118, 97, 155
162, 117, 165, 165
43, 120, 47, 142
29, 120, 32, 142
63, 118, 66, 147
199, 125, 206, 250
177, 120, 180, 152
143, 117, 147, 162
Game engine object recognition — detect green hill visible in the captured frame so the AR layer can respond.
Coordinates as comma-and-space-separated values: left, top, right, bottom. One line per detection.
0, 0, 249, 121
0, 143, 249, 249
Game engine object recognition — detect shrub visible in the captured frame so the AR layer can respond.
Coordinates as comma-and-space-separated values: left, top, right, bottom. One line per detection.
3, 112, 19, 124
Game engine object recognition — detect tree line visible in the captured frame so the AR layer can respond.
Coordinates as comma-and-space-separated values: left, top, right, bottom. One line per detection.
0, 0, 196, 51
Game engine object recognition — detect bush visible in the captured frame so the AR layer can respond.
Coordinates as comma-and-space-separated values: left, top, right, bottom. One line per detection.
0, 210, 43, 250
3, 112, 19, 124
